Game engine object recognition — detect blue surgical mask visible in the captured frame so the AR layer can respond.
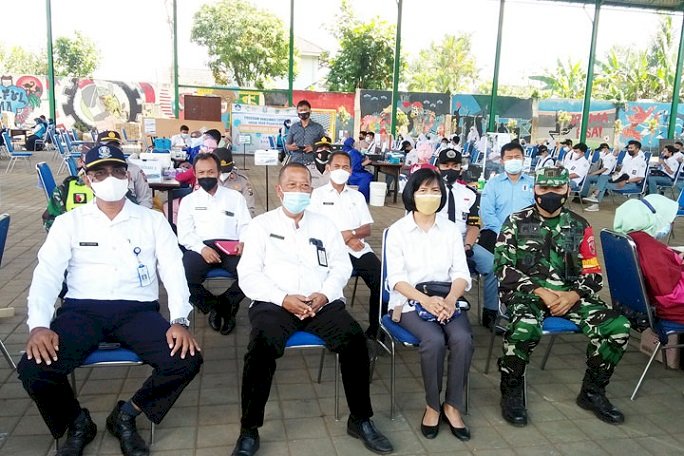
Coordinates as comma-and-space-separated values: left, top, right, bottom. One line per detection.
282, 192, 310, 214
654, 224, 671, 241
504, 159, 524, 175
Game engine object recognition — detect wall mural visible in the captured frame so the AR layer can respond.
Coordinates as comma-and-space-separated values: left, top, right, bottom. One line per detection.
451, 95, 533, 142
536, 99, 616, 148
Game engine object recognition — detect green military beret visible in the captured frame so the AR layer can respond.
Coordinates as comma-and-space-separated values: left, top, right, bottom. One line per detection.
535, 167, 569, 187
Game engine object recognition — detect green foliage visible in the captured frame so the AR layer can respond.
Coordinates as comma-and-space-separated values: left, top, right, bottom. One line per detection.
54, 31, 100, 77
406, 34, 478, 93
191, 0, 290, 89
325, 1, 402, 92
0, 45, 47, 75
530, 58, 587, 99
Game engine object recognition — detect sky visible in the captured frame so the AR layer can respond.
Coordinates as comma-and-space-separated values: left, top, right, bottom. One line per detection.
1, 0, 681, 87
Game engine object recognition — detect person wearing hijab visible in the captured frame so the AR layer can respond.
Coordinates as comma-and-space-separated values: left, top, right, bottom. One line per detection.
613, 195, 683, 324
342, 137, 373, 201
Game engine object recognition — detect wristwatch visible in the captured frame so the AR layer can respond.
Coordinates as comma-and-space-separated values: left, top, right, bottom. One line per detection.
352, 229, 357, 237
170, 317, 190, 328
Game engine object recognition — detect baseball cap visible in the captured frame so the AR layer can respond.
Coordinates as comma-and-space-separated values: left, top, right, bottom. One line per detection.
97, 130, 123, 145
535, 167, 569, 187
437, 148, 462, 165
315, 136, 333, 149
213, 147, 234, 172
84, 144, 127, 169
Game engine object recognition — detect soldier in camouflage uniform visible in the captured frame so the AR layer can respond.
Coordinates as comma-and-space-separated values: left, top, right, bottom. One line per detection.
494, 167, 631, 427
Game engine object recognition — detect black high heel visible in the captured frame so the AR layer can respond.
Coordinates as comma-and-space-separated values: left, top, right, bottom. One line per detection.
420, 409, 440, 439
441, 404, 470, 441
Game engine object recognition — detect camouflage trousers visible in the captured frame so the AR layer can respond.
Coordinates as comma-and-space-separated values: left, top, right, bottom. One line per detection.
498, 297, 631, 377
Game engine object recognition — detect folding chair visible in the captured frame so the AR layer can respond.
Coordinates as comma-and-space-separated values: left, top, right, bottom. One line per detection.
569, 175, 589, 209
375, 228, 469, 419
600, 229, 684, 400
610, 152, 652, 203
653, 162, 683, 199
2, 131, 32, 173
0, 214, 16, 370
667, 187, 684, 244
36, 162, 57, 203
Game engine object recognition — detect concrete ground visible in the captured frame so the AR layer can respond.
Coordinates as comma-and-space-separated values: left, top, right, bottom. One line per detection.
0, 150, 683, 456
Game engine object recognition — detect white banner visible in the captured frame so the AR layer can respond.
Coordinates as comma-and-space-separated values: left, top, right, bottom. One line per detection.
231, 104, 297, 154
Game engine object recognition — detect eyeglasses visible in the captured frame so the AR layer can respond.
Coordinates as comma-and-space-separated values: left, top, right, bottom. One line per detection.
87, 166, 127, 182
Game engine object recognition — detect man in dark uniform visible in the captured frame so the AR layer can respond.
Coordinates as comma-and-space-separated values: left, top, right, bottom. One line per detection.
285, 99, 326, 170
494, 167, 631, 428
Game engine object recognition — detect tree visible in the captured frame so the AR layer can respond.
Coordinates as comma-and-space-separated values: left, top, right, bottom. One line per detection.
0, 45, 47, 75
325, 1, 402, 91
530, 58, 587, 99
54, 31, 100, 77
191, 0, 290, 88
407, 34, 478, 93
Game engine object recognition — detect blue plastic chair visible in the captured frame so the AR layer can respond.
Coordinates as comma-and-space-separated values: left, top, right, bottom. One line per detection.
66, 156, 79, 177
36, 162, 57, 203
600, 229, 684, 400
285, 331, 340, 420
376, 229, 469, 419
610, 152, 651, 203
2, 131, 32, 173
0, 214, 16, 370
616, 149, 627, 166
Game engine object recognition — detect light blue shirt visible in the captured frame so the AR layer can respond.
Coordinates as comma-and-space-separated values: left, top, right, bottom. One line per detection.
480, 172, 535, 234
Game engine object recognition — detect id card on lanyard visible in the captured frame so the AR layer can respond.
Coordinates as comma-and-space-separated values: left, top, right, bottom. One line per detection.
133, 247, 152, 287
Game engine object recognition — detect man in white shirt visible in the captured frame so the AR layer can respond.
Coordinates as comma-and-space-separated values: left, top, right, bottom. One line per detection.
309, 152, 382, 338
534, 144, 555, 171
436, 148, 500, 328
565, 143, 591, 192
647, 145, 680, 195
673, 140, 684, 163
584, 140, 647, 212
170, 125, 191, 149
18, 145, 201, 456
579, 143, 616, 203
232, 163, 393, 456
177, 153, 251, 335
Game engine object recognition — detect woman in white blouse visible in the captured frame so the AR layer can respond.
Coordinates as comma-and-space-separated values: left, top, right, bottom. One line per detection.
385, 168, 473, 441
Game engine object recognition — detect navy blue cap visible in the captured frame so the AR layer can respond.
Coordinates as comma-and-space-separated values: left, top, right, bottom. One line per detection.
84, 144, 127, 169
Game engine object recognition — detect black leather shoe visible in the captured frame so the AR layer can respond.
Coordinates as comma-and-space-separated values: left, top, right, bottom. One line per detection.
420, 409, 439, 439
208, 309, 222, 332
220, 315, 237, 335
56, 408, 97, 456
231, 433, 260, 456
347, 417, 394, 454
441, 405, 470, 441
106, 401, 149, 456
576, 389, 625, 424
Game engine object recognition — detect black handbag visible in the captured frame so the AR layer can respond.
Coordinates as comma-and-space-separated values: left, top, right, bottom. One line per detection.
412, 281, 470, 323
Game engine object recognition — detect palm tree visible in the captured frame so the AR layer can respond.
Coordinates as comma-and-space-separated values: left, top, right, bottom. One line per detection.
530, 58, 587, 99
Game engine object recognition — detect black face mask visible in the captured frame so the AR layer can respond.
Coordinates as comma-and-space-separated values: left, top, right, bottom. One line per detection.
535, 191, 567, 214
442, 168, 461, 184
298, 112, 310, 120
197, 177, 218, 192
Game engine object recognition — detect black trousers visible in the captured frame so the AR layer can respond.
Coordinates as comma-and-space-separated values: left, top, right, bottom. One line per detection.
241, 300, 373, 429
182, 243, 244, 313
349, 252, 382, 332
17, 299, 203, 438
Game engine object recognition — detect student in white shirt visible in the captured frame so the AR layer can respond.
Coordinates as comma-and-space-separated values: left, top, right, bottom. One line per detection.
566, 143, 591, 192
177, 153, 252, 335
309, 152, 382, 338
232, 163, 393, 456
584, 140, 648, 211
17, 145, 201, 456
534, 144, 555, 171
647, 145, 680, 195
385, 167, 473, 442
170, 125, 191, 149
673, 140, 684, 163
579, 143, 616, 203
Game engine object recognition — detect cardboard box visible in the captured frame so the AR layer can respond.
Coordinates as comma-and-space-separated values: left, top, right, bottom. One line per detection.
639, 328, 681, 369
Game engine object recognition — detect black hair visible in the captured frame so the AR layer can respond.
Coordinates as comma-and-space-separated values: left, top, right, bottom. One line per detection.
328, 151, 351, 166
573, 142, 588, 153
296, 100, 311, 110
500, 142, 524, 158
451, 135, 460, 144
193, 153, 221, 172
627, 139, 642, 149
278, 162, 311, 183
538, 144, 548, 153
675, 141, 683, 147
402, 168, 447, 213
664, 145, 677, 154
366, 131, 375, 137
204, 129, 221, 143
598, 143, 610, 150
564, 139, 573, 146
180, 125, 189, 131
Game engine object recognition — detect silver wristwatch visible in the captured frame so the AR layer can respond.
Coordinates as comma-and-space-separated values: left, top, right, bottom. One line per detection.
170, 317, 190, 328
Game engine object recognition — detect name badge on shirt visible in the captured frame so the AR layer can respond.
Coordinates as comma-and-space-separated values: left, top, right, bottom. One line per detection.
632, 170, 637, 175
323, 202, 334, 205
195, 207, 207, 211
309, 238, 328, 267
224, 211, 234, 217
137, 264, 152, 287
79, 242, 98, 246
522, 184, 530, 192
461, 212, 469, 221
269, 233, 285, 240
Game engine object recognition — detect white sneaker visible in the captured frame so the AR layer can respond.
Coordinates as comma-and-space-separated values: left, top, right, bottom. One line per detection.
584, 196, 599, 203
584, 204, 599, 212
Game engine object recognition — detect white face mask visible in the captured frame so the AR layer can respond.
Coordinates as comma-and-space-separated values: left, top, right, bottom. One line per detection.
329, 169, 350, 185
89, 176, 129, 202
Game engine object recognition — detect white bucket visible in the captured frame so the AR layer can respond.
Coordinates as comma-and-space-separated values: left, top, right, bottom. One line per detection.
369, 182, 387, 207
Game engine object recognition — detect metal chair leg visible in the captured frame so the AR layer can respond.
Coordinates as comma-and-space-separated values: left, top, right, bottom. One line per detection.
484, 315, 503, 374
334, 354, 340, 421
0, 340, 16, 370
540, 335, 557, 370
149, 422, 155, 446
390, 339, 396, 420
317, 349, 325, 384
631, 341, 662, 400
350, 275, 360, 307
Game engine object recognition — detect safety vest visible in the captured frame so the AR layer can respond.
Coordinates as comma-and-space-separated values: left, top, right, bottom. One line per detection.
64, 178, 94, 212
